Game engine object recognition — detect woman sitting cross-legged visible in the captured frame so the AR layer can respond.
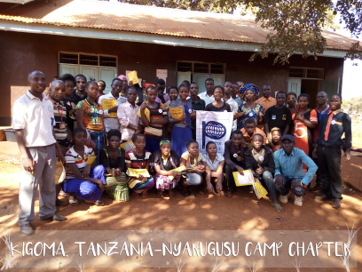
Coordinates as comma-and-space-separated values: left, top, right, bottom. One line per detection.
202, 141, 225, 196
245, 134, 284, 212
100, 129, 129, 201
125, 133, 155, 198
179, 140, 205, 197
149, 139, 182, 198
62, 128, 106, 206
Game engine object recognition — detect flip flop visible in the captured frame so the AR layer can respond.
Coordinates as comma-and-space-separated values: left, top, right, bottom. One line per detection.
95, 200, 105, 206
272, 203, 284, 213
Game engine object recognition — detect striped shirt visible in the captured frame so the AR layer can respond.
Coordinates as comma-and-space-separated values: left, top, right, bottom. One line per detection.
49, 97, 69, 148
125, 149, 152, 169
65, 145, 94, 179
144, 102, 167, 140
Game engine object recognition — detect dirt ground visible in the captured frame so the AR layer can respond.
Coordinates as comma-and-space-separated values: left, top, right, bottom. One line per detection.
1, 154, 362, 272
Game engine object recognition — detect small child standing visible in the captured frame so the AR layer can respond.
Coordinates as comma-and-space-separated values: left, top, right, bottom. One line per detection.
179, 140, 205, 197
62, 128, 106, 206
125, 134, 155, 198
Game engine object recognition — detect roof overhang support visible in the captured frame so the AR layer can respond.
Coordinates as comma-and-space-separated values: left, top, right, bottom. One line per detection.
0, 20, 347, 58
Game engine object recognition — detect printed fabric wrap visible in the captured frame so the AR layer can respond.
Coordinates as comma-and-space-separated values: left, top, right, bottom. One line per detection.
103, 147, 130, 201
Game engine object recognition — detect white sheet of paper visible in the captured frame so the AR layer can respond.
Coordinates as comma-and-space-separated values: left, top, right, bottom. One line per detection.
235, 171, 254, 186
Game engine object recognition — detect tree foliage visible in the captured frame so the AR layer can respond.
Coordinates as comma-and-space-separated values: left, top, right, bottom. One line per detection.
119, 0, 362, 64
342, 95, 362, 113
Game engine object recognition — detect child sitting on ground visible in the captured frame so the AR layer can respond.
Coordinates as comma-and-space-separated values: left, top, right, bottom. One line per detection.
100, 129, 129, 201
125, 134, 155, 198
179, 140, 205, 197
202, 141, 225, 196
62, 128, 106, 206
149, 139, 182, 198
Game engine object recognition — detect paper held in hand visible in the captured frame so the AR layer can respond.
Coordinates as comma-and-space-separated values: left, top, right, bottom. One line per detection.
101, 99, 117, 118
120, 140, 136, 152
127, 168, 150, 178
127, 70, 139, 84
86, 155, 97, 165
233, 170, 254, 186
168, 165, 186, 178
253, 181, 268, 199
169, 106, 184, 120
137, 106, 150, 122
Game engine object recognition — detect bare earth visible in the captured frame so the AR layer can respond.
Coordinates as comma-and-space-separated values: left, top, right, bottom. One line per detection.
1, 154, 362, 272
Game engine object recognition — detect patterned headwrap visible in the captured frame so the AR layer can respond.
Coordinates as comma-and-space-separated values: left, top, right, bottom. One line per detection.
159, 139, 171, 146
239, 83, 260, 99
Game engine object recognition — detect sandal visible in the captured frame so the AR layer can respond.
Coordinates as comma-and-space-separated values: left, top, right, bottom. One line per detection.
95, 200, 105, 206
272, 203, 284, 213
69, 196, 78, 205
225, 191, 232, 198
218, 191, 225, 197
189, 191, 196, 197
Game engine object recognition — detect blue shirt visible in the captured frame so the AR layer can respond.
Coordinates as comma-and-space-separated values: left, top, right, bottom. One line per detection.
273, 147, 318, 185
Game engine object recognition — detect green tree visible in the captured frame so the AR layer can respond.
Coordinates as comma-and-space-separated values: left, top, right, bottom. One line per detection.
342, 96, 362, 113
120, 0, 362, 64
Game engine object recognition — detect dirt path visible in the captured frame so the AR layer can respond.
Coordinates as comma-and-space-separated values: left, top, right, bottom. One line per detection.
1, 160, 361, 272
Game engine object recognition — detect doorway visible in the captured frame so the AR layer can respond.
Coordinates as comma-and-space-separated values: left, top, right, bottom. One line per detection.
301, 80, 320, 108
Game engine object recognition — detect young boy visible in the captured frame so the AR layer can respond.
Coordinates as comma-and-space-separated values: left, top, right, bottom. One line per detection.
313, 94, 351, 209
13, 71, 66, 235
117, 87, 141, 143
71, 74, 87, 105
60, 74, 77, 131
232, 83, 243, 107
199, 78, 215, 106
224, 130, 247, 197
245, 134, 283, 212
241, 118, 267, 148
187, 83, 205, 139
223, 81, 239, 131
98, 78, 126, 132
264, 91, 292, 143
274, 135, 318, 207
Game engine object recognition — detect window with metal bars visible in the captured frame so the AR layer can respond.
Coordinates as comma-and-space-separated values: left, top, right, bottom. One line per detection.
59, 53, 78, 64
289, 67, 324, 79
59, 52, 117, 67
177, 61, 225, 74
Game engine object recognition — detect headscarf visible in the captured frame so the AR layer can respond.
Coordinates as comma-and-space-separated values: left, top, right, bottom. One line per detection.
239, 83, 260, 100
159, 139, 171, 146
118, 74, 128, 83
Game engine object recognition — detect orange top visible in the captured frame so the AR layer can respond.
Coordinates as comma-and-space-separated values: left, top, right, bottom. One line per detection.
255, 96, 277, 112
240, 127, 267, 145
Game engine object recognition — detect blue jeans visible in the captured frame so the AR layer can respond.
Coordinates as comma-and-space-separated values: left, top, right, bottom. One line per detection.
89, 130, 105, 165
258, 171, 277, 199
275, 175, 305, 197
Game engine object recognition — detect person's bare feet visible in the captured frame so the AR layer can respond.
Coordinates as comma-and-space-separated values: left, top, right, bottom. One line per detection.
218, 191, 225, 196
141, 190, 148, 198
131, 191, 139, 198
156, 190, 163, 198
225, 191, 232, 198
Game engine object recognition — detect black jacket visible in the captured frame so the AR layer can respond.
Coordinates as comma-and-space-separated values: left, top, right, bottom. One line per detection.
245, 146, 275, 177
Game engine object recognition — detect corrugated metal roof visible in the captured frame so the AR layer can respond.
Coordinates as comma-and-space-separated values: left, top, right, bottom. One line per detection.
0, 0, 358, 51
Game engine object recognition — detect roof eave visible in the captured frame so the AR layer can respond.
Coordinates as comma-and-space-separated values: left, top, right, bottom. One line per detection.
0, 19, 348, 58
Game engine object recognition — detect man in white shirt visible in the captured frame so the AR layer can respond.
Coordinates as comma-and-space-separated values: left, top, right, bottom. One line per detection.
117, 87, 141, 142
223, 81, 239, 131
13, 71, 66, 235
199, 78, 215, 106
98, 78, 127, 132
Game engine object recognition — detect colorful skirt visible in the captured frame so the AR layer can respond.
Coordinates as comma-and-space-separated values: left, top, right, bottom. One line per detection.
129, 177, 155, 193
105, 173, 129, 201
155, 174, 180, 191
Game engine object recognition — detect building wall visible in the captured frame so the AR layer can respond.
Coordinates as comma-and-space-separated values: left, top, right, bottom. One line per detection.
0, 31, 344, 125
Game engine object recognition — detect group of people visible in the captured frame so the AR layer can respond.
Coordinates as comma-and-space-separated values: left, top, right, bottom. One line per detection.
13, 70, 352, 235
